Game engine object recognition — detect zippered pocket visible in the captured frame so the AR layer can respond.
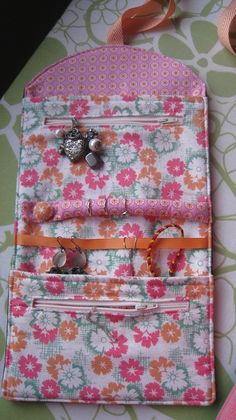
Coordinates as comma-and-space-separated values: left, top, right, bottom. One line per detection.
44, 114, 182, 128
32, 297, 189, 316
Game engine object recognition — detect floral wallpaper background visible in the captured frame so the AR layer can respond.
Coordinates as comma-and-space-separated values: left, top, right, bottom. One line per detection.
0, 0, 236, 419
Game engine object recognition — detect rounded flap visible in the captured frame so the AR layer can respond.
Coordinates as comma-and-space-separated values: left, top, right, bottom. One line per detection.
25, 45, 205, 98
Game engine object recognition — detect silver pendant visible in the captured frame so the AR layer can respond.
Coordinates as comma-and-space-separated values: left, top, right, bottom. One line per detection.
57, 123, 103, 168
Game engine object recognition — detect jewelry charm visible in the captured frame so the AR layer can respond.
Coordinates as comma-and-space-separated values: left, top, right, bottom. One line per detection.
57, 120, 103, 168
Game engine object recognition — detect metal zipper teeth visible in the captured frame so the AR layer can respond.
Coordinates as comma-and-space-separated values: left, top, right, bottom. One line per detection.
44, 115, 182, 127
32, 298, 189, 314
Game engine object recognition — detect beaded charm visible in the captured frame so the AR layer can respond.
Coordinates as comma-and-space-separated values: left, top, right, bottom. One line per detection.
57, 119, 103, 168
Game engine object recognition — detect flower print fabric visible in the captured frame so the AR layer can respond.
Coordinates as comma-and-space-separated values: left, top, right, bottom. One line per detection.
3, 58, 213, 404
3, 272, 215, 404
15, 93, 211, 278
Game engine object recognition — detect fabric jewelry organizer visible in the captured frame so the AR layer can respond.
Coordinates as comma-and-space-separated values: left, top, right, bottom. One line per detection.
3, 0, 214, 406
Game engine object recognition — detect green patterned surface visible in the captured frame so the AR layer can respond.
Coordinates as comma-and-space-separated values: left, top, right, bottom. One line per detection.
0, 0, 236, 418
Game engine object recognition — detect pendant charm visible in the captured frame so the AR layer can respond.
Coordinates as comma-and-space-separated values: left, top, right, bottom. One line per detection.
57, 121, 103, 168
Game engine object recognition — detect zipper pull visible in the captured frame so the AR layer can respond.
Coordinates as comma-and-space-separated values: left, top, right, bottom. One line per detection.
135, 302, 159, 311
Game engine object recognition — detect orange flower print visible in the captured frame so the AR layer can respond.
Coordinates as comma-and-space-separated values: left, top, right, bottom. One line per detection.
161, 322, 181, 343
172, 125, 184, 140
10, 326, 27, 352
184, 170, 206, 190
74, 217, 86, 231
33, 202, 54, 223
47, 354, 70, 379
192, 109, 205, 129
199, 223, 210, 238
91, 94, 109, 104
139, 166, 161, 186
40, 167, 63, 186
26, 134, 47, 152
91, 355, 112, 375
59, 320, 78, 341
105, 279, 125, 300
3, 376, 22, 398
186, 281, 206, 299
98, 219, 118, 238
99, 129, 117, 146
101, 382, 124, 402
184, 264, 194, 276
150, 357, 174, 382
140, 147, 157, 165
70, 160, 88, 176
83, 282, 104, 300
137, 261, 153, 277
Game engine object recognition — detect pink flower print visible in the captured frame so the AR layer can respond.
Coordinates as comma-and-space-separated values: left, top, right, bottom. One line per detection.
103, 109, 117, 117
80, 386, 100, 402
147, 279, 166, 298
41, 379, 61, 399
33, 325, 58, 344
105, 313, 125, 323
85, 170, 109, 190
116, 168, 137, 187
69, 99, 89, 118
119, 223, 143, 238
161, 181, 183, 200
43, 148, 60, 166
167, 251, 186, 272
197, 130, 208, 148
144, 382, 164, 401
121, 94, 137, 101
198, 195, 208, 203
10, 298, 28, 318
106, 331, 128, 358
163, 97, 184, 115
63, 181, 84, 200
18, 262, 36, 272
46, 277, 64, 295
195, 354, 212, 376
20, 169, 38, 187
115, 263, 133, 277
40, 247, 55, 259
120, 132, 143, 151
184, 387, 205, 404
134, 327, 160, 348
119, 358, 144, 382
19, 354, 42, 379
167, 158, 185, 176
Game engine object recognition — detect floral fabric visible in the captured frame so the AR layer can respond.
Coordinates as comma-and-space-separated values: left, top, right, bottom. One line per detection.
15, 94, 211, 277
3, 271, 215, 404
3, 66, 213, 404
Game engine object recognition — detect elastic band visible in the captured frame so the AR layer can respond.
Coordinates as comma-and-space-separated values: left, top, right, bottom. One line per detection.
16, 233, 209, 250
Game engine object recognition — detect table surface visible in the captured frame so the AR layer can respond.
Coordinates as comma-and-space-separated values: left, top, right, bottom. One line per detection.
0, 1, 236, 419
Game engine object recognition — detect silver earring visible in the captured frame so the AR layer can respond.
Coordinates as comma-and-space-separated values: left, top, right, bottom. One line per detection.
47, 237, 67, 274
70, 237, 87, 274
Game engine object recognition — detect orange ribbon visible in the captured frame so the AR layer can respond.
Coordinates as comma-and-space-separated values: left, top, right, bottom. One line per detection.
107, 0, 236, 57
16, 233, 209, 250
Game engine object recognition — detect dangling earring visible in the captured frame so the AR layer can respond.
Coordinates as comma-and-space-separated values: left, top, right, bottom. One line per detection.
70, 237, 87, 274
47, 237, 67, 274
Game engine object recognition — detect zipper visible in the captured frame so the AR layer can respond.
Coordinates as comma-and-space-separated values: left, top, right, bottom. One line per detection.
44, 115, 182, 128
32, 297, 189, 316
